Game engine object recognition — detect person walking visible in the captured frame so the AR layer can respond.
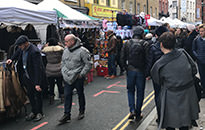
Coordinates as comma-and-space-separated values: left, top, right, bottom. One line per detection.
120, 26, 148, 120
6, 35, 45, 122
41, 38, 64, 104
192, 24, 205, 98
104, 30, 117, 79
116, 36, 124, 75
59, 34, 92, 123
151, 32, 199, 130
146, 26, 169, 123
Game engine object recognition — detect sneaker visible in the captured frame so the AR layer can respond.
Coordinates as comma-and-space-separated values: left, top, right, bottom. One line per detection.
128, 112, 136, 120
77, 112, 85, 120
135, 114, 143, 121
109, 75, 116, 79
59, 114, 71, 123
104, 75, 111, 78
33, 113, 45, 122
25, 112, 36, 121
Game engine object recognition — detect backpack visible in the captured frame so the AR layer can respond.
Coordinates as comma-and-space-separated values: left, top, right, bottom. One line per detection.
128, 39, 145, 69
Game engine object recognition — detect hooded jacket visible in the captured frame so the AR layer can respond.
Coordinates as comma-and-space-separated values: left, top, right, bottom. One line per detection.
61, 38, 92, 85
42, 45, 64, 77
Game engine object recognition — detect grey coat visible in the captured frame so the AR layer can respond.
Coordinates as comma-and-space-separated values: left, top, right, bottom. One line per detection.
61, 38, 92, 85
42, 45, 64, 77
151, 49, 199, 129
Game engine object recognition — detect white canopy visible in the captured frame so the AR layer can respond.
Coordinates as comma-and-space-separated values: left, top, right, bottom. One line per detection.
147, 17, 164, 26
38, 0, 91, 21
0, 0, 57, 25
160, 17, 190, 28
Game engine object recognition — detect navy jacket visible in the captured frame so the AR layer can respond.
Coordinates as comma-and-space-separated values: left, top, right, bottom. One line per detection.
192, 35, 205, 64
11, 43, 45, 87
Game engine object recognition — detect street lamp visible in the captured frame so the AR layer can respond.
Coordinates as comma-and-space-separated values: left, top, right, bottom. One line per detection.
202, 0, 204, 23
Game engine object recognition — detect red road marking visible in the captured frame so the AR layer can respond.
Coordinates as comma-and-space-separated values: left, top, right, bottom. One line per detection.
93, 90, 120, 97
30, 122, 48, 130
106, 81, 121, 88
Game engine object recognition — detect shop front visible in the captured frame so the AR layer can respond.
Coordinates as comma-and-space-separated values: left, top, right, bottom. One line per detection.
85, 3, 121, 21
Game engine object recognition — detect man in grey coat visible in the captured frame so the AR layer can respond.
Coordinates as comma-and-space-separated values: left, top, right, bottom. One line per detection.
59, 34, 92, 123
151, 32, 199, 130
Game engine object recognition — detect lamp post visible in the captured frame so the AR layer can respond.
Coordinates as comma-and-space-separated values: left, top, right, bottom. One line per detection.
147, 0, 149, 14
202, 0, 204, 23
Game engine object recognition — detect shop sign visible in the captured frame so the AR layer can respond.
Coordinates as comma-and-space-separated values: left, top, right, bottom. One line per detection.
145, 14, 150, 19
92, 5, 121, 18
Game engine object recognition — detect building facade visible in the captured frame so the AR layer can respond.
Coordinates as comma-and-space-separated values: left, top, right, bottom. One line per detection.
118, 0, 159, 19
168, 0, 181, 19
196, 0, 204, 24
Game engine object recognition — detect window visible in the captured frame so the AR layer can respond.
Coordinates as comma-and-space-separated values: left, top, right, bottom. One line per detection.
173, 13, 177, 19
190, 2, 192, 9
159, 1, 161, 11
129, 2, 133, 13
162, 2, 164, 11
144, 5, 146, 13
107, 0, 110, 6
172, 1, 177, 7
155, 8, 157, 17
94, 0, 99, 4
187, 1, 189, 9
121, 0, 125, 9
150, 6, 152, 16
137, 3, 140, 14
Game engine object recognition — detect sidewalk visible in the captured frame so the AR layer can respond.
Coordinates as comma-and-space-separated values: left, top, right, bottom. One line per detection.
138, 98, 205, 130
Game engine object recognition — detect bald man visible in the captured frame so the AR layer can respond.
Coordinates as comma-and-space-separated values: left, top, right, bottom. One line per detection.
59, 34, 92, 123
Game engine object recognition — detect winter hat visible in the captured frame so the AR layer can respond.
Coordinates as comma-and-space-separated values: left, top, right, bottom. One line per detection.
133, 26, 144, 36
15, 35, 29, 46
186, 24, 195, 32
155, 26, 169, 37
145, 33, 153, 39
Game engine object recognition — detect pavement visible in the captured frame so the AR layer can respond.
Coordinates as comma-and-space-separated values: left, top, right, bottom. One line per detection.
138, 98, 205, 130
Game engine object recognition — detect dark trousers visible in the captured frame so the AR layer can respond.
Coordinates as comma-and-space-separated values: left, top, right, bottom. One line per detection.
47, 76, 63, 97
197, 62, 205, 92
108, 54, 116, 76
23, 75, 43, 114
152, 81, 161, 121
64, 77, 85, 116
166, 126, 189, 130
126, 70, 146, 116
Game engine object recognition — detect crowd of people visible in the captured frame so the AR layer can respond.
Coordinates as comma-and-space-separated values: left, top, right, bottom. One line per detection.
4, 23, 205, 130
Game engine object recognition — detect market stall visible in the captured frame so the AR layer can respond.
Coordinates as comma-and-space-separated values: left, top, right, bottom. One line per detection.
0, 0, 57, 53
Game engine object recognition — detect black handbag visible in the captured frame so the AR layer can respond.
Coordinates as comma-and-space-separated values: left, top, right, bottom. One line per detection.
194, 76, 202, 102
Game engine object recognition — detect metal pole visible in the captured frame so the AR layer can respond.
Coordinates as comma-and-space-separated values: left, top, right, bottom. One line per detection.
147, 0, 149, 14
176, 6, 178, 18
79, 0, 81, 7
202, 0, 204, 23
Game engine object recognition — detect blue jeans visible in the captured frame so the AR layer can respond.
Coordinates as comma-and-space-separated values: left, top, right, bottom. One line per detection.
127, 70, 146, 116
108, 54, 116, 76
197, 62, 205, 92
64, 77, 85, 116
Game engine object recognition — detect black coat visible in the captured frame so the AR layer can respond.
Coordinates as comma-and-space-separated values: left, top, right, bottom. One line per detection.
11, 44, 45, 87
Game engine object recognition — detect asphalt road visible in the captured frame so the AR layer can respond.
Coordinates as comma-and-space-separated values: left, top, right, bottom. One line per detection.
1, 74, 155, 130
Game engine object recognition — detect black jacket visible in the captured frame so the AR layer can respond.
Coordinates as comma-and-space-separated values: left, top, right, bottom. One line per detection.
183, 30, 198, 60
11, 43, 45, 87
145, 41, 163, 77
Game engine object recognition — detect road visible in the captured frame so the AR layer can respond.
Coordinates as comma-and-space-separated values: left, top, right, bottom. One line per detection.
1, 75, 155, 130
